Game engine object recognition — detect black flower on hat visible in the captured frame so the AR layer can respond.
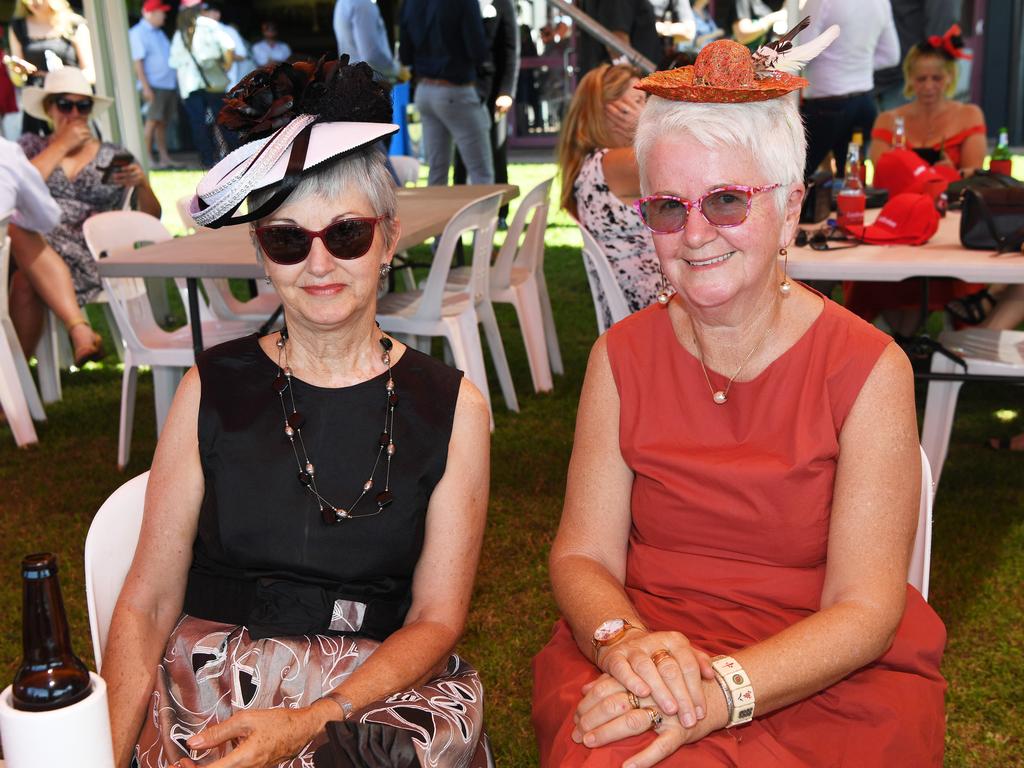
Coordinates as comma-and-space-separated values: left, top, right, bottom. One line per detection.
218, 55, 393, 142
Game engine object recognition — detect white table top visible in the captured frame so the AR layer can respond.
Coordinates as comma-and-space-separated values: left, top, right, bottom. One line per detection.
96, 184, 519, 280
786, 211, 1024, 283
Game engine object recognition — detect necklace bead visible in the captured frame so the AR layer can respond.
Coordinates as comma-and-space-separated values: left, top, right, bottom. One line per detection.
713, 390, 728, 404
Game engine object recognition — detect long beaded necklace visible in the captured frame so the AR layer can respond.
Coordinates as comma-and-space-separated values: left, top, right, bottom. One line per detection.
273, 327, 397, 524
691, 300, 778, 405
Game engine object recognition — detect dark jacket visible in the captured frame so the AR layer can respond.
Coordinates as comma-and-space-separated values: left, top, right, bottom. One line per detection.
476, 0, 520, 107
399, 0, 488, 85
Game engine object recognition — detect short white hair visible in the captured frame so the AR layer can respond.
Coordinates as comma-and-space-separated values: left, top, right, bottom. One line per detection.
634, 95, 806, 213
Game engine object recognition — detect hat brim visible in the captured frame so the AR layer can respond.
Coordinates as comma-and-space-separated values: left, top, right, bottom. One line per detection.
21, 86, 114, 122
192, 120, 399, 227
636, 67, 807, 103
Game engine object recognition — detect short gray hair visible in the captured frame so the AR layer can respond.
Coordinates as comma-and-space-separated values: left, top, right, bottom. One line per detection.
248, 148, 398, 249
634, 95, 806, 213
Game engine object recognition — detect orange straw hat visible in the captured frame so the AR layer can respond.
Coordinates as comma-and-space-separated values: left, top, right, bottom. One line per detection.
636, 17, 839, 104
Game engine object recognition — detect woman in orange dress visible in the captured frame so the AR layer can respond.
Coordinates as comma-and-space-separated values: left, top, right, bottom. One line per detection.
532, 33, 946, 768
852, 25, 986, 330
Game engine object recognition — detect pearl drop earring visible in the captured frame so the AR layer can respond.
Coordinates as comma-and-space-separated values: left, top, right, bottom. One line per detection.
656, 271, 675, 304
779, 246, 791, 296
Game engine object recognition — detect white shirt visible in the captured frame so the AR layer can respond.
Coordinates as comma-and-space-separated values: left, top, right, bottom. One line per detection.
0, 138, 61, 234
801, 0, 900, 98
168, 16, 236, 98
251, 39, 292, 67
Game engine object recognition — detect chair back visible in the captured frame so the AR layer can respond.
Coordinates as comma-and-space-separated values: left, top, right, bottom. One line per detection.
909, 446, 934, 600
577, 221, 630, 334
176, 194, 197, 234
83, 211, 174, 352
390, 155, 421, 187
414, 192, 503, 322
491, 178, 552, 291
0, 214, 13, 319
84, 471, 148, 670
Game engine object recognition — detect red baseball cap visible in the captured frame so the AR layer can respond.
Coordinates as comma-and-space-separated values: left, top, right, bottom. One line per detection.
844, 193, 940, 245
142, 0, 171, 11
873, 148, 948, 198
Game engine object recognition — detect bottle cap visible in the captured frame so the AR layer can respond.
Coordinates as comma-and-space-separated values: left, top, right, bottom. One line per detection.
852, 131, 864, 145
22, 552, 58, 578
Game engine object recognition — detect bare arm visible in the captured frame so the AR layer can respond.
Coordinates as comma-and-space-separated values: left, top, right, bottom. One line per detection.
733, 10, 786, 45
184, 376, 492, 765
73, 22, 96, 84
133, 59, 153, 101
957, 105, 988, 174
102, 366, 205, 766
868, 110, 896, 169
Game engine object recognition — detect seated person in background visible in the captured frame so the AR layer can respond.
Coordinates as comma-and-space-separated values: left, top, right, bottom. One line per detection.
9, 67, 160, 357
852, 27, 985, 335
715, 0, 787, 48
868, 25, 984, 176
101, 57, 492, 768
1, 135, 102, 364
557, 64, 661, 325
534, 37, 945, 768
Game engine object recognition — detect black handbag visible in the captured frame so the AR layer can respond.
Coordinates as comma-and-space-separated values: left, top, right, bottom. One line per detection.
800, 170, 831, 223
946, 170, 1023, 209
959, 186, 1024, 252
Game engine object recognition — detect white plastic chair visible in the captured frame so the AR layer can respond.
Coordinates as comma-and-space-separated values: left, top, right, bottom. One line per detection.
448, 178, 560, 393
921, 328, 1024, 490
84, 211, 253, 469
390, 155, 421, 187
0, 218, 45, 446
910, 446, 934, 600
377, 192, 512, 422
577, 222, 631, 334
85, 471, 148, 670
175, 194, 281, 325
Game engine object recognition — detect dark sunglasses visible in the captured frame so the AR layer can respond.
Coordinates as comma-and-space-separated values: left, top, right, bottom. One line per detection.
54, 97, 94, 115
795, 226, 859, 251
255, 217, 385, 265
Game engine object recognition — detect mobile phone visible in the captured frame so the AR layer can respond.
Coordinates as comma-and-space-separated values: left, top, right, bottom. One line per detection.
100, 151, 134, 184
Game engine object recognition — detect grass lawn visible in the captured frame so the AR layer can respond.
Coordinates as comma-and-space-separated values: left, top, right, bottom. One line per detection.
1, 162, 1022, 765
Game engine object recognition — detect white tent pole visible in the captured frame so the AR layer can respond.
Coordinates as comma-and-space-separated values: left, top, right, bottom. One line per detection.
83, 0, 148, 172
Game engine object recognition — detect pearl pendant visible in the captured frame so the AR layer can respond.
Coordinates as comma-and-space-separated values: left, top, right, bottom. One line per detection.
713, 390, 728, 404
779, 280, 792, 296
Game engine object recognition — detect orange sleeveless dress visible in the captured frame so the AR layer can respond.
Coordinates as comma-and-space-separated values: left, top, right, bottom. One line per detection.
532, 299, 947, 767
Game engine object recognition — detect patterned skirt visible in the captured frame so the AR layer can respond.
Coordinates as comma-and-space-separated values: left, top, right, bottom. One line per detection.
133, 615, 492, 768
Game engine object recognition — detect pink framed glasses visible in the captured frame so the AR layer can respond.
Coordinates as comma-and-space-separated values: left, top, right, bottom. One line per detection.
634, 184, 780, 234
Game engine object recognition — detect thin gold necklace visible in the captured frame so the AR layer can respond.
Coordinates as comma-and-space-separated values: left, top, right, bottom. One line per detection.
691, 302, 778, 405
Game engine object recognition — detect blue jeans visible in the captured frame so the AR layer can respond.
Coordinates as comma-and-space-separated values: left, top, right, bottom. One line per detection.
183, 90, 224, 169
414, 82, 494, 186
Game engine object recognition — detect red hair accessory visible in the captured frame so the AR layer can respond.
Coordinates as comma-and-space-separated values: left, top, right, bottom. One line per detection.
924, 24, 971, 61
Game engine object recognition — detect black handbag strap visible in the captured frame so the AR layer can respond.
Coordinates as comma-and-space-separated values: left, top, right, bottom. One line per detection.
966, 189, 1024, 253
184, 39, 212, 90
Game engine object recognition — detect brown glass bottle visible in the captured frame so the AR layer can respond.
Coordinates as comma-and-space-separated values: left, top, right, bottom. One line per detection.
12, 553, 92, 711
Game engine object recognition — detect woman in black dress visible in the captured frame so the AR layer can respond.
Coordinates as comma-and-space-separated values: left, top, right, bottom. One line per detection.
101, 57, 493, 768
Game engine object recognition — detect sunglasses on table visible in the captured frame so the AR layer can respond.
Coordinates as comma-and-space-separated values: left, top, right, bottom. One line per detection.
634, 184, 780, 234
54, 97, 94, 115
255, 216, 385, 265
794, 226, 859, 251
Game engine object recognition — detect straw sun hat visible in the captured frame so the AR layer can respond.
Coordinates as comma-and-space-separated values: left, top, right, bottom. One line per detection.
22, 67, 114, 121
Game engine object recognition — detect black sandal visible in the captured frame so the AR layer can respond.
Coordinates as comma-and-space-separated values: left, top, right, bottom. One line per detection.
946, 289, 997, 325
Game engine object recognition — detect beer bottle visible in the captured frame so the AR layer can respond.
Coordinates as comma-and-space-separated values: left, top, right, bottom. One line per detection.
12, 553, 92, 711
990, 127, 1013, 177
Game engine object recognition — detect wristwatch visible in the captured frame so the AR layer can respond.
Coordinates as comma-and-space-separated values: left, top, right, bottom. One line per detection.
591, 618, 645, 649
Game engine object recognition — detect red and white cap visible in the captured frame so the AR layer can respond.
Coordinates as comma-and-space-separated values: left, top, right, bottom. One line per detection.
844, 193, 940, 245
873, 148, 948, 198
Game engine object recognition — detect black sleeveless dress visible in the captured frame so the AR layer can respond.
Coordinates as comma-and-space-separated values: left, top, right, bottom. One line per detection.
133, 335, 493, 768
9, 17, 81, 136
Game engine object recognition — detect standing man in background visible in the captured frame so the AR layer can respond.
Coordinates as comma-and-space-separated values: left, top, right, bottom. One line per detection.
800, 0, 900, 177
453, 0, 519, 224
400, 0, 494, 185
334, 0, 401, 80
875, 0, 962, 110
574, 0, 663, 77
251, 21, 292, 67
129, 0, 179, 168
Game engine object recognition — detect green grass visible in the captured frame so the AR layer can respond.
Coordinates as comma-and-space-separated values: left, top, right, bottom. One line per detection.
2, 163, 1022, 765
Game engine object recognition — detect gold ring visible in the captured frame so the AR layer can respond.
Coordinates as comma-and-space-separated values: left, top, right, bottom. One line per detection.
626, 690, 640, 709
645, 705, 663, 731
651, 648, 673, 666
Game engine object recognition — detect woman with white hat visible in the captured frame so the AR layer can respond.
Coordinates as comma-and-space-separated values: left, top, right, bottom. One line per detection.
100, 57, 492, 768
9, 67, 161, 362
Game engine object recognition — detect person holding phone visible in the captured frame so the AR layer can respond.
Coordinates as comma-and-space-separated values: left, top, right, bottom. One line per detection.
8, 67, 160, 358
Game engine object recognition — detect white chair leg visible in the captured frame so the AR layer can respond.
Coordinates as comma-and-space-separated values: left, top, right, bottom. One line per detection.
920, 354, 964, 490
445, 311, 493, 427
512, 276, 554, 393
101, 304, 125, 362
535, 270, 563, 375
0, 324, 39, 446
476, 300, 519, 412
118, 364, 139, 471
152, 366, 183, 436
2, 316, 45, 421
35, 311, 62, 403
